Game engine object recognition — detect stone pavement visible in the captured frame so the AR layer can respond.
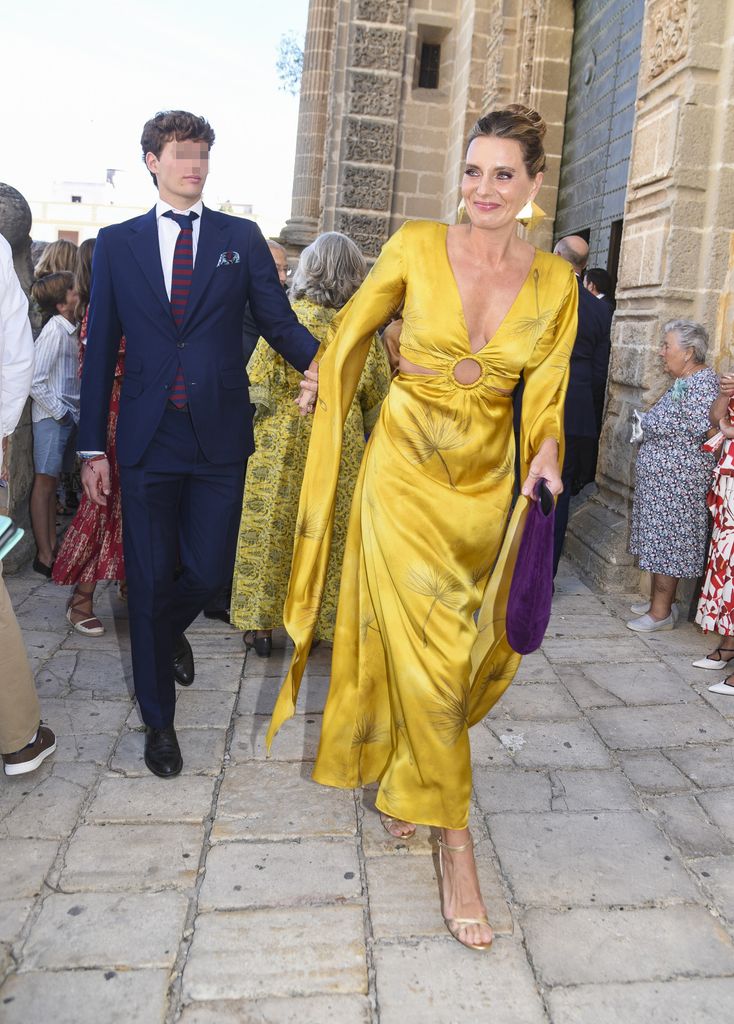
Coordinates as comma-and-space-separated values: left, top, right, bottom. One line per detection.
2, 562, 734, 1023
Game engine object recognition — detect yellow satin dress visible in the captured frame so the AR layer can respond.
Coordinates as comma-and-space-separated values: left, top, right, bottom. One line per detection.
267, 220, 578, 829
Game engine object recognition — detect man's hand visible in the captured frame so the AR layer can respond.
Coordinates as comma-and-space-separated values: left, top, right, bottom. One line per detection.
295, 360, 319, 416
81, 456, 111, 506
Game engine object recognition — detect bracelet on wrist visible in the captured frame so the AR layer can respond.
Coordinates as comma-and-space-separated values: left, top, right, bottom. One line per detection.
84, 454, 108, 464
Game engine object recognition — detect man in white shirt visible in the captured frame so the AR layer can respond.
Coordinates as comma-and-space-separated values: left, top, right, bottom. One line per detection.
0, 233, 56, 776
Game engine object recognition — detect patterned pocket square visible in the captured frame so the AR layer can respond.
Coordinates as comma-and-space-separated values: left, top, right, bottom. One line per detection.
217, 250, 240, 267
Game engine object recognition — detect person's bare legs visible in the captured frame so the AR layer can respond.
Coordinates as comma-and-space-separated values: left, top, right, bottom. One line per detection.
649, 573, 678, 621
439, 826, 493, 948
30, 474, 57, 566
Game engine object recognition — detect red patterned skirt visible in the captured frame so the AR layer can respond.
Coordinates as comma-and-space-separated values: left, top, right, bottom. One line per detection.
52, 378, 125, 584
695, 472, 734, 636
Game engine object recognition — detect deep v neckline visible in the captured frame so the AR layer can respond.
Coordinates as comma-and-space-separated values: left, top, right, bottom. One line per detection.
442, 224, 539, 355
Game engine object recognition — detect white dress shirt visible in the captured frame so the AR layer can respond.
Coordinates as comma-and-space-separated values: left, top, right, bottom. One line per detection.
155, 198, 203, 299
0, 235, 34, 440
30, 314, 80, 423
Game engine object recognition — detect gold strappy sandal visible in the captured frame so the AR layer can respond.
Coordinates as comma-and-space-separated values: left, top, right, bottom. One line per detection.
437, 835, 493, 951
380, 812, 416, 839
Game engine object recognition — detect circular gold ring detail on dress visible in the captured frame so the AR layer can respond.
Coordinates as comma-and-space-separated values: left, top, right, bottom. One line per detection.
451, 357, 484, 388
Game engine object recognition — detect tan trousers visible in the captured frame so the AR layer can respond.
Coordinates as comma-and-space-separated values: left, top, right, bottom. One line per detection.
0, 562, 40, 755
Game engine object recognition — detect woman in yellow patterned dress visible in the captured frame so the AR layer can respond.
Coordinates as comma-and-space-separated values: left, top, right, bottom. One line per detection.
271, 107, 577, 950
230, 232, 391, 654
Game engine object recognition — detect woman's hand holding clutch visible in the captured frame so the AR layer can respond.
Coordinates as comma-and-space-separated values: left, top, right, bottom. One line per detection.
521, 438, 562, 500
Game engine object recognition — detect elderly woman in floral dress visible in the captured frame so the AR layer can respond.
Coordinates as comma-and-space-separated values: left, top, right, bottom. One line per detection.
628, 320, 718, 632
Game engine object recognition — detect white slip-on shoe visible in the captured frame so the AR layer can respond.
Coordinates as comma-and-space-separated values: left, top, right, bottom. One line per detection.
630, 601, 680, 623
708, 678, 734, 695
626, 612, 675, 633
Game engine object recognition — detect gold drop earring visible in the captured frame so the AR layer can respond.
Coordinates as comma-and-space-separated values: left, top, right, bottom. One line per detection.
457, 199, 468, 224
516, 198, 546, 229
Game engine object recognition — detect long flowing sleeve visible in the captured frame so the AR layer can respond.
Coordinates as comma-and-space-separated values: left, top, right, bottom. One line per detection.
520, 268, 578, 478
358, 335, 392, 434
266, 225, 407, 748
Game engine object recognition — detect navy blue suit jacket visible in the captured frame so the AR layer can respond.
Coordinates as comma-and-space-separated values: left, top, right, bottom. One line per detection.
564, 279, 613, 437
78, 206, 318, 466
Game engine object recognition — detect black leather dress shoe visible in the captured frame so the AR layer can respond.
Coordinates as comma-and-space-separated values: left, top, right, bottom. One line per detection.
144, 725, 182, 777
173, 634, 194, 686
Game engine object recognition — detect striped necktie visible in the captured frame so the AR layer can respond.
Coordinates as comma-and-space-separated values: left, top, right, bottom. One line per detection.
163, 210, 199, 407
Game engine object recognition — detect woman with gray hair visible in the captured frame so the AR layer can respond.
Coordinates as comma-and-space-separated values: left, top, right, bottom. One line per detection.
230, 232, 391, 655
628, 319, 719, 631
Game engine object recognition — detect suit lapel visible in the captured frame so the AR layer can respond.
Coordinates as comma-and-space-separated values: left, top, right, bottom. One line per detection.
182, 207, 228, 331
128, 208, 172, 321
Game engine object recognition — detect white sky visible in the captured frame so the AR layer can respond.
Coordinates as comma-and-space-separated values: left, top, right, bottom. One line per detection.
1, 0, 309, 236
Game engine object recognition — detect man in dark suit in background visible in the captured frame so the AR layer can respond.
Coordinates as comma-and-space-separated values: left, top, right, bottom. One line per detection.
77, 110, 318, 777
552, 236, 613, 575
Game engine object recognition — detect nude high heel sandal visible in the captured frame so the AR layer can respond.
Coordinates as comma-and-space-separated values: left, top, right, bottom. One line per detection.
437, 835, 493, 951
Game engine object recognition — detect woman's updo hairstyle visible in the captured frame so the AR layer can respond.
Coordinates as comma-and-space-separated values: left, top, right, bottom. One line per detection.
467, 104, 547, 177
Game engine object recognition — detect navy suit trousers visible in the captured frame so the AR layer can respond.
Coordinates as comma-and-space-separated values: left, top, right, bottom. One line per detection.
119, 406, 245, 728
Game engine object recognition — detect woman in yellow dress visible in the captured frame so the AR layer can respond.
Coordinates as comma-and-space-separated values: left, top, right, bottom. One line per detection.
272, 106, 577, 950
230, 232, 390, 654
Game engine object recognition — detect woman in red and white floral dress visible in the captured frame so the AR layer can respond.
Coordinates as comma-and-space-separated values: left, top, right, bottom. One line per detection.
694, 372, 734, 694
52, 240, 126, 635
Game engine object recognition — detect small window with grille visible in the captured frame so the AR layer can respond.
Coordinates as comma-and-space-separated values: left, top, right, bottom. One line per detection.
418, 42, 441, 89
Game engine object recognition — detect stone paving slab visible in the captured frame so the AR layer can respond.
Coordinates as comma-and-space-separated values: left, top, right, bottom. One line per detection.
0, 969, 170, 1024
0, 899, 33, 942
542, 636, 659, 663
689, 856, 734, 921
664, 743, 734, 788
582, 660, 698, 705
522, 905, 734, 985
230, 713, 322, 762
547, 977, 734, 1024
487, 680, 581, 720
237, 673, 331, 715
21, 891, 188, 969
0, 766, 95, 839
199, 838, 362, 910
697, 789, 734, 843
559, 667, 625, 709
645, 793, 734, 857
487, 810, 698, 907
486, 719, 612, 768
618, 750, 693, 793
0, 839, 59, 899
178, 995, 372, 1024
60, 823, 202, 891
588, 703, 734, 749
373, 937, 548, 1024
86, 775, 216, 824
183, 905, 367, 1001
212, 763, 357, 842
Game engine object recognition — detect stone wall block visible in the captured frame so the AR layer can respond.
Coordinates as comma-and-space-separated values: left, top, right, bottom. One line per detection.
352, 25, 405, 71
355, 0, 406, 25
344, 118, 396, 164
335, 211, 389, 258
341, 165, 391, 211
347, 71, 401, 118
629, 104, 679, 187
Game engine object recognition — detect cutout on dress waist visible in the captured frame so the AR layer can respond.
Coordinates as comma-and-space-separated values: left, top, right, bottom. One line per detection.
453, 358, 482, 385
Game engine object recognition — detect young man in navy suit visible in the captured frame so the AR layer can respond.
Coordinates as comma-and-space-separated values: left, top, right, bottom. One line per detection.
78, 111, 319, 777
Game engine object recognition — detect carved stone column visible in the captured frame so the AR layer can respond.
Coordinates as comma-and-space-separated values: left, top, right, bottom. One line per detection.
565, 0, 734, 591
0, 184, 36, 570
281, 0, 337, 248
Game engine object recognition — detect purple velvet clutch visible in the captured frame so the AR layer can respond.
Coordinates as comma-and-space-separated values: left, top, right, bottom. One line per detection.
506, 480, 555, 655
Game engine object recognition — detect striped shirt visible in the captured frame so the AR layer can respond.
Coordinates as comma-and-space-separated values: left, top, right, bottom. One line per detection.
30, 314, 80, 423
